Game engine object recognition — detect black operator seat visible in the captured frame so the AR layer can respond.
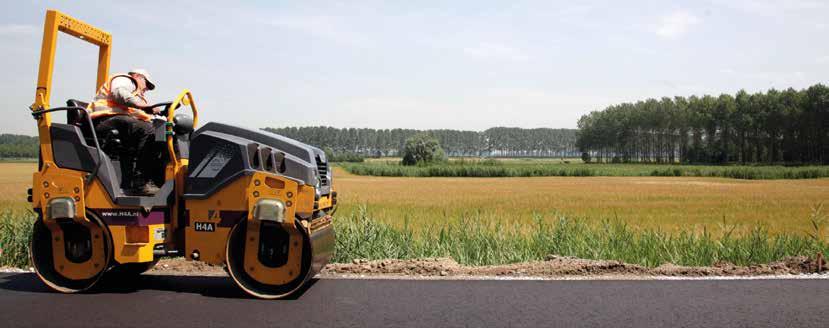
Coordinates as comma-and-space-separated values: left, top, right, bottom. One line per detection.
65, 99, 97, 144
66, 99, 91, 136
65, 99, 125, 156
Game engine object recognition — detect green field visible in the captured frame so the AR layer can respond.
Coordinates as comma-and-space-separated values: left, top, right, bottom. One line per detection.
342, 159, 829, 179
2, 161, 828, 267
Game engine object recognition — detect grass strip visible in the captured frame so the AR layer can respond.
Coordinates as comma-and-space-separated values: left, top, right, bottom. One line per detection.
0, 211, 33, 267
334, 206, 828, 267
1, 208, 825, 268
341, 163, 829, 179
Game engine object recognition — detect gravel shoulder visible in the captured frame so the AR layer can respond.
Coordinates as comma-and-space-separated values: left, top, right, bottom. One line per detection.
153, 255, 827, 279
320, 255, 827, 278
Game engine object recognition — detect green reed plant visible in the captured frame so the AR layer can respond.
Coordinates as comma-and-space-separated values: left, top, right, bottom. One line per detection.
333, 206, 828, 267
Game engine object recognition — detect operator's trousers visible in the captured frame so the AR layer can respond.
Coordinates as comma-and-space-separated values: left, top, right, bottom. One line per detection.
94, 115, 164, 185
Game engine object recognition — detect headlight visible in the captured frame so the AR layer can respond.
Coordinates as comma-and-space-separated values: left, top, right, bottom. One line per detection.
253, 199, 286, 223
46, 197, 75, 220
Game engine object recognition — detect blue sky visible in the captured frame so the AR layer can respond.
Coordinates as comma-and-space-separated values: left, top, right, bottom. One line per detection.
2, 0, 828, 135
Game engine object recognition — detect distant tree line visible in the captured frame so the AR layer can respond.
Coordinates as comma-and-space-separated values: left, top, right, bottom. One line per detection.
0, 134, 38, 158
263, 127, 579, 158
576, 84, 829, 164
322, 148, 365, 163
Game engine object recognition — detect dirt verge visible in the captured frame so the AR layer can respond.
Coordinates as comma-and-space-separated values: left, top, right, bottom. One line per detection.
5, 255, 823, 278
141, 255, 827, 278
321, 255, 825, 277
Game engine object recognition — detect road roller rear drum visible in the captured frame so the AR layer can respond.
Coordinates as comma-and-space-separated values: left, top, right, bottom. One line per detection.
30, 213, 112, 293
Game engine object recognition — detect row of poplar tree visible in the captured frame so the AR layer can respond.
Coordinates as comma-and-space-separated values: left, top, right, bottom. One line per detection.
263, 127, 579, 158
576, 84, 829, 164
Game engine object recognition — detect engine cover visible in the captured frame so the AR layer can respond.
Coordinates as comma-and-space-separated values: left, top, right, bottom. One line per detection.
184, 122, 331, 199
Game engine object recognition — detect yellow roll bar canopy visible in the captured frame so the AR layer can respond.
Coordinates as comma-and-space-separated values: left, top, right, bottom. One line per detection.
31, 9, 111, 163
32, 9, 111, 111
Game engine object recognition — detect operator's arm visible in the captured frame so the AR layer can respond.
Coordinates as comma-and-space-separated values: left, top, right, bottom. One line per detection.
109, 76, 149, 109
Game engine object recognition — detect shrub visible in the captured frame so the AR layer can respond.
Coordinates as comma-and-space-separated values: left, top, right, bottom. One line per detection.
401, 133, 447, 166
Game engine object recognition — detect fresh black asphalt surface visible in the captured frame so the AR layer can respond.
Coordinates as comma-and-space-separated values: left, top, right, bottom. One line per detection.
0, 273, 827, 328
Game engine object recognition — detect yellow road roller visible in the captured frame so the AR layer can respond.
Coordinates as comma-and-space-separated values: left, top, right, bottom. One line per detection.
27, 10, 336, 299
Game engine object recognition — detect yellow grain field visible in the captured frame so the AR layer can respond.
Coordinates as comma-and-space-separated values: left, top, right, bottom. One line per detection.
0, 162, 36, 211
333, 168, 829, 235
3, 162, 828, 235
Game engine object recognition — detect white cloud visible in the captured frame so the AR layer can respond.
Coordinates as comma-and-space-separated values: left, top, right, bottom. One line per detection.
710, 0, 827, 16
655, 10, 699, 39
265, 15, 370, 47
462, 43, 529, 62
330, 88, 616, 130
0, 24, 36, 37
552, 4, 596, 22
817, 56, 829, 64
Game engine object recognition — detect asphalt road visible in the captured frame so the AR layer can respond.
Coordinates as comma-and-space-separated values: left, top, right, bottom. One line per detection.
0, 273, 827, 328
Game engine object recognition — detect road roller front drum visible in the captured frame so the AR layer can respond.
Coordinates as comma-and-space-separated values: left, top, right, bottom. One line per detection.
226, 219, 311, 299
225, 217, 334, 299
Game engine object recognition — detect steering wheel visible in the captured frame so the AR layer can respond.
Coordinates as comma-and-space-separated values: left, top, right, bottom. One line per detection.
141, 101, 180, 116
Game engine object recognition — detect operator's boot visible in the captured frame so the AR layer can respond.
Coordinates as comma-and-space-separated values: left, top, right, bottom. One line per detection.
130, 173, 160, 196
140, 181, 160, 196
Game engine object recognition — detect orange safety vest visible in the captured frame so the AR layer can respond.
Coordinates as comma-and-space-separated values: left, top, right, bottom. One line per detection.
87, 74, 153, 122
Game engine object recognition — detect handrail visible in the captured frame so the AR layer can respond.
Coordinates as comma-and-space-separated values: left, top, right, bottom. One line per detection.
165, 90, 199, 164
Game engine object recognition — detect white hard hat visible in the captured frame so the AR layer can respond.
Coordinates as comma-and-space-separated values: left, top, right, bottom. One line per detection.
129, 68, 155, 90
